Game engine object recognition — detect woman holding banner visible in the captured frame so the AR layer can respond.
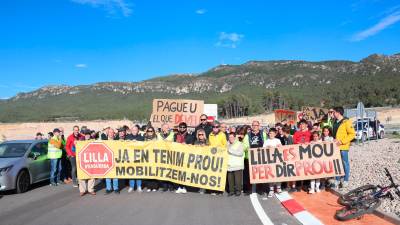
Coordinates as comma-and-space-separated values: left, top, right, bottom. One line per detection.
194, 129, 208, 194
143, 127, 159, 192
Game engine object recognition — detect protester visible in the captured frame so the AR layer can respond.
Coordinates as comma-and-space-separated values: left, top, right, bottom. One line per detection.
126, 125, 144, 193
208, 123, 227, 148
194, 129, 208, 146
275, 123, 285, 145
174, 122, 193, 194
48, 128, 63, 186
79, 130, 96, 196
309, 131, 322, 194
332, 106, 356, 189
144, 126, 159, 192
282, 125, 296, 192
116, 128, 126, 140
65, 125, 83, 188
263, 128, 283, 197
321, 127, 334, 142
227, 132, 244, 196
282, 126, 294, 145
48, 132, 53, 139
220, 123, 229, 140
157, 123, 174, 141
103, 128, 120, 194
193, 128, 208, 194
59, 127, 72, 184
100, 126, 110, 140
35, 132, 44, 140
243, 120, 267, 194
293, 119, 311, 144
194, 114, 212, 140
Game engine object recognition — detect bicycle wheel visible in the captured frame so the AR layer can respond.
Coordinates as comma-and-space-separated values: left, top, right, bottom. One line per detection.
338, 184, 378, 206
335, 198, 381, 221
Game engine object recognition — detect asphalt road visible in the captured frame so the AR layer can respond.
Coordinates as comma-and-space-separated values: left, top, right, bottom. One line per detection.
0, 182, 301, 225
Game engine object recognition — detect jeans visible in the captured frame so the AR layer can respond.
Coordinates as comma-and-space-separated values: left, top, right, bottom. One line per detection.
69, 157, 77, 185
336, 150, 350, 182
129, 179, 142, 188
105, 178, 119, 191
50, 158, 62, 184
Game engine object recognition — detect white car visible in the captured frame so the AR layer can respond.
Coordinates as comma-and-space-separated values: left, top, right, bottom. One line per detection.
354, 119, 384, 142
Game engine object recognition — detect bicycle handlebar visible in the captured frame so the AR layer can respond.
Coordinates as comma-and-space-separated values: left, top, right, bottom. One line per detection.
385, 168, 400, 198
384, 168, 395, 185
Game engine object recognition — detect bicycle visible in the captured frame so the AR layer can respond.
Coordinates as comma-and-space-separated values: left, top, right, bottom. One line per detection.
335, 168, 400, 221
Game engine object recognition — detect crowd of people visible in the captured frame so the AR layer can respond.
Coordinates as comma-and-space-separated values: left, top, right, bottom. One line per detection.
36, 106, 355, 197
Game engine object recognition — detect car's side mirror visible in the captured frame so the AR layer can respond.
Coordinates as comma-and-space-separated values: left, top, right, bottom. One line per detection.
29, 152, 40, 160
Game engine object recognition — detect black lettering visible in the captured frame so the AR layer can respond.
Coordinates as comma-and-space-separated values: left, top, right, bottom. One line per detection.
299, 145, 312, 160
116, 166, 125, 176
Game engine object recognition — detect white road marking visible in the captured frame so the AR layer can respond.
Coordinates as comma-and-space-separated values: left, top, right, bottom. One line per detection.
250, 193, 274, 225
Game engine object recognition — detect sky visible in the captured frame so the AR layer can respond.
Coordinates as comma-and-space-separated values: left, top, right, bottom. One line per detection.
1, 0, 400, 98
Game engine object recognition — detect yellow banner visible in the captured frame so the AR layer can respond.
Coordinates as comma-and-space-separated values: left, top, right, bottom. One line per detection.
76, 140, 228, 191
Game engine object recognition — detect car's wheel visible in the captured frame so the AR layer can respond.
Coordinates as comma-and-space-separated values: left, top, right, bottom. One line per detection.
361, 133, 367, 142
379, 131, 384, 139
16, 170, 30, 193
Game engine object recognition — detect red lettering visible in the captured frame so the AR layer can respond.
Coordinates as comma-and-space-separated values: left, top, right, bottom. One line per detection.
312, 160, 323, 175
324, 161, 334, 174
303, 161, 314, 175
295, 161, 303, 176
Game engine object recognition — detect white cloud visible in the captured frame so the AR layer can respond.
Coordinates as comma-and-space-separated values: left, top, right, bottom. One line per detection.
71, 0, 133, 17
0, 97, 10, 100
195, 9, 206, 15
351, 10, 400, 41
75, 64, 88, 68
215, 32, 244, 48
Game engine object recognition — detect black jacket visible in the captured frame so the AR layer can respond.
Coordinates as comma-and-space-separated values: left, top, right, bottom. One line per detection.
193, 123, 213, 140
126, 134, 144, 141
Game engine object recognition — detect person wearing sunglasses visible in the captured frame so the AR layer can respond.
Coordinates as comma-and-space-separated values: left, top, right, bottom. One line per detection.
193, 114, 212, 141
143, 127, 159, 192
208, 123, 227, 148
173, 122, 194, 194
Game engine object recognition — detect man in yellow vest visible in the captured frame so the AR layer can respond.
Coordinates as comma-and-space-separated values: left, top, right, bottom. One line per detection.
48, 128, 63, 186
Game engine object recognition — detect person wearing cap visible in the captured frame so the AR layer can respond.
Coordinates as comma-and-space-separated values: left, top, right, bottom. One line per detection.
100, 126, 109, 140
48, 128, 63, 186
116, 127, 126, 140
173, 122, 194, 194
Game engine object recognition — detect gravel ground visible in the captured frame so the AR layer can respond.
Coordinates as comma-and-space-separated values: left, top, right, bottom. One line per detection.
337, 138, 400, 217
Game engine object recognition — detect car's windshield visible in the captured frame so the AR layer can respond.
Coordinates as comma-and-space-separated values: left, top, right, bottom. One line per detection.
0, 143, 31, 158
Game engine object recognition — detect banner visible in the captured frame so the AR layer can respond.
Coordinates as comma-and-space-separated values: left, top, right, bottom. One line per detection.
76, 140, 227, 191
301, 106, 328, 122
150, 99, 204, 128
274, 109, 296, 125
249, 142, 344, 183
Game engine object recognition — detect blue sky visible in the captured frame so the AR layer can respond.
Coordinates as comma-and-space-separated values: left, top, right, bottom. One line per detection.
1, 0, 400, 98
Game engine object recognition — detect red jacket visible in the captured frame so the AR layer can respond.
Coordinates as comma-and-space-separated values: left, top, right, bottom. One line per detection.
293, 130, 311, 144
66, 133, 83, 157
